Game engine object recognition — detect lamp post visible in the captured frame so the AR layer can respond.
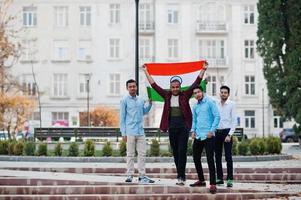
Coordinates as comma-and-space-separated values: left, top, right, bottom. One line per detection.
135, 0, 139, 95
262, 88, 265, 138
86, 74, 91, 127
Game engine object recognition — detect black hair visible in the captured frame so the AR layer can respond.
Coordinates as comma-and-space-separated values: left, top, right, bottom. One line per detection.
220, 85, 230, 93
193, 86, 204, 92
126, 79, 137, 87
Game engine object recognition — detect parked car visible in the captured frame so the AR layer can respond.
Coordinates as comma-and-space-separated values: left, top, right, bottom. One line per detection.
279, 128, 299, 142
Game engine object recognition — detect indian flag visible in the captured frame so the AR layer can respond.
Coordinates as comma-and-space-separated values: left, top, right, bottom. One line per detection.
144, 60, 206, 102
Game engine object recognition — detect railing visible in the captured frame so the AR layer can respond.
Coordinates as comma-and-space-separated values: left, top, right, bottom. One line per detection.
196, 21, 227, 32
206, 58, 227, 67
139, 21, 155, 32
34, 127, 164, 142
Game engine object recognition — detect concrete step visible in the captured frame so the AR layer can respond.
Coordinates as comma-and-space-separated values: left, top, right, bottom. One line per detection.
0, 185, 254, 195
2, 167, 301, 174
0, 192, 296, 200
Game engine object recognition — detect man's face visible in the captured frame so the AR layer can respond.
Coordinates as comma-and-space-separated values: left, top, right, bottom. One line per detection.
220, 88, 229, 101
170, 81, 181, 96
193, 88, 203, 101
127, 82, 137, 96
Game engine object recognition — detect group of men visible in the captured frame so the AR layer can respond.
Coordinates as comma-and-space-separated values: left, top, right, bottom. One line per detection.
119, 62, 237, 194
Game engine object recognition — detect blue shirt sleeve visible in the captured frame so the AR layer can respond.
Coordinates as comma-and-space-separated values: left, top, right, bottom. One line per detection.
120, 98, 126, 136
143, 100, 152, 115
209, 100, 220, 133
191, 105, 197, 132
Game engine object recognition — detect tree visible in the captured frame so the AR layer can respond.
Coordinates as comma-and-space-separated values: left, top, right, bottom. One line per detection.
257, 0, 301, 131
0, 0, 35, 139
80, 106, 119, 127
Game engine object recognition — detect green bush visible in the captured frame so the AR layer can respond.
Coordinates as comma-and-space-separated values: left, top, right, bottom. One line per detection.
84, 140, 95, 157
232, 136, 239, 155
68, 142, 79, 157
160, 150, 172, 157
150, 139, 160, 156
266, 136, 282, 154
8, 140, 16, 155
37, 143, 47, 156
257, 139, 266, 155
119, 140, 127, 157
14, 141, 24, 156
24, 142, 36, 156
250, 138, 260, 155
102, 142, 113, 157
238, 141, 249, 156
187, 139, 193, 156
0, 141, 9, 155
54, 142, 63, 156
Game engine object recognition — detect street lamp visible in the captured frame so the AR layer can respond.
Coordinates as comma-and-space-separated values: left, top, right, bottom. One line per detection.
86, 74, 91, 127
262, 88, 265, 137
135, 0, 139, 95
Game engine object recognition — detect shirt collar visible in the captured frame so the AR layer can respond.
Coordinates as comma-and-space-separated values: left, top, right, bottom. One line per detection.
198, 96, 207, 104
128, 94, 137, 99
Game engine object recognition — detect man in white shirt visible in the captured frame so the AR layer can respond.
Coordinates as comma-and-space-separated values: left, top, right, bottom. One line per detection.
215, 85, 237, 187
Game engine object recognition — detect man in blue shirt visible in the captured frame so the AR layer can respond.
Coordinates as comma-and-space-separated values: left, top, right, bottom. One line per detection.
120, 79, 154, 184
190, 86, 220, 194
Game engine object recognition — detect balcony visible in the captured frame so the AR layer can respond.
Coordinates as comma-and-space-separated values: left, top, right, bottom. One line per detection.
196, 21, 227, 33
139, 22, 155, 33
206, 58, 228, 68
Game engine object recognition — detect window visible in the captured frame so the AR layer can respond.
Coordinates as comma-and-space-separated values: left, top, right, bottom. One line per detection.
198, 39, 226, 65
109, 73, 121, 95
244, 5, 255, 24
22, 74, 37, 96
109, 38, 120, 59
245, 110, 255, 128
167, 5, 179, 24
51, 112, 69, 126
245, 75, 255, 95
54, 6, 68, 27
78, 40, 91, 61
139, 3, 153, 30
80, 6, 91, 26
244, 40, 255, 59
199, 3, 225, 22
53, 74, 68, 97
139, 38, 152, 61
273, 116, 284, 128
79, 74, 90, 95
53, 40, 69, 61
21, 39, 37, 61
23, 7, 37, 27
168, 39, 179, 59
109, 4, 120, 24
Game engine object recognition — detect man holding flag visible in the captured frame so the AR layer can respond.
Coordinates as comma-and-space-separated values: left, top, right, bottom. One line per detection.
143, 61, 208, 185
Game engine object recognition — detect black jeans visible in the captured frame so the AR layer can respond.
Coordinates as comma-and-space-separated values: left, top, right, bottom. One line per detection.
215, 129, 233, 181
192, 137, 216, 185
169, 127, 189, 181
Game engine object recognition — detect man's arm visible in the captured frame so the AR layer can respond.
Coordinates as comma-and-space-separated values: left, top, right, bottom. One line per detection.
191, 106, 197, 139
142, 65, 168, 98
119, 99, 127, 137
209, 101, 221, 133
143, 99, 152, 115
184, 62, 208, 97
229, 102, 237, 136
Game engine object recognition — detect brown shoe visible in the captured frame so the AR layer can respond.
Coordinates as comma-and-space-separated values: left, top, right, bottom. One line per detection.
209, 185, 217, 194
189, 180, 206, 187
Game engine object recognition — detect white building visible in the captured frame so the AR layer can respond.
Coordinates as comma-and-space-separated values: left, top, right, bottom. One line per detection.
8, 0, 287, 137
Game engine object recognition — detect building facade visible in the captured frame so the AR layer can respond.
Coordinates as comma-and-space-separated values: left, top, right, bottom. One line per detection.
8, 0, 286, 137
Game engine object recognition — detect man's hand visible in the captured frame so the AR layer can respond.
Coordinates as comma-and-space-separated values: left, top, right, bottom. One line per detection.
204, 61, 208, 70
191, 132, 196, 140
123, 136, 127, 142
142, 64, 147, 72
207, 131, 214, 138
225, 135, 231, 142
148, 99, 152, 105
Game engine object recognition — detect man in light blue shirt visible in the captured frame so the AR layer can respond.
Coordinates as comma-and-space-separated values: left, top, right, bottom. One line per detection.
120, 79, 154, 184
190, 86, 220, 194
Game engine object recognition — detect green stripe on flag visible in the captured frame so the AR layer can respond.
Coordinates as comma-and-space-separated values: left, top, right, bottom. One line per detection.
147, 80, 207, 102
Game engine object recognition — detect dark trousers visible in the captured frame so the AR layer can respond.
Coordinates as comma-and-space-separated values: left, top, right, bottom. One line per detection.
169, 127, 189, 180
215, 129, 233, 181
192, 137, 216, 185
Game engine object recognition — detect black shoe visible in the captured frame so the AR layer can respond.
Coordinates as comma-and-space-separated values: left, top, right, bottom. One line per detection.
176, 178, 185, 186
189, 180, 206, 187
216, 179, 224, 185
209, 185, 217, 194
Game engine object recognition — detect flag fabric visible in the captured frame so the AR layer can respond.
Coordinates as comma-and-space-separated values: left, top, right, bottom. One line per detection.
144, 60, 206, 102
